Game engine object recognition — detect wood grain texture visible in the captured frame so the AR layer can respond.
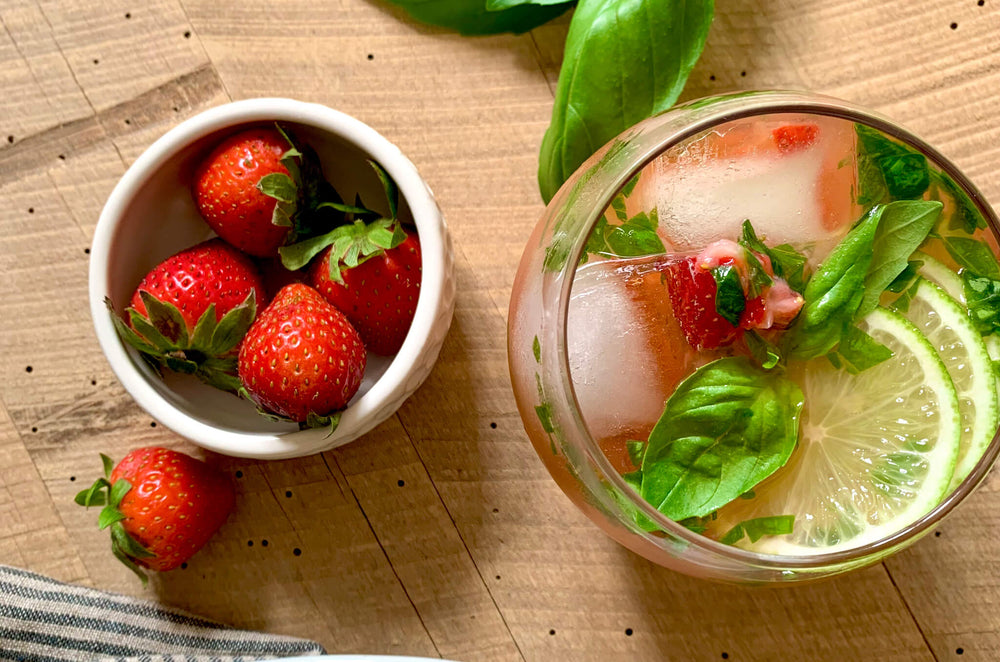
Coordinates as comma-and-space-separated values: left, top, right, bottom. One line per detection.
1, 0, 1000, 659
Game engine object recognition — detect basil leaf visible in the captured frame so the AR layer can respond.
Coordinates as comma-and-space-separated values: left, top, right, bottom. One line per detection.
639, 357, 803, 521
963, 271, 1000, 336
385, 0, 571, 35
944, 236, 1000, 279
537, 0, 714, 202
626, 440, 646, 467
487, 0, 568, 7
881, 153, 931, 200
831, 324, 893, 374
710, 264, 745, 326
739, 220, 806, 291
605, 223, 665, 256
932, 170, 986, 235
618, 470, 658, 532
855, 124, 930, 203
745, 330, 780, 370
719, 514, 795, 545
583, 209, 666, 260
887, 260, 922, 293
857, 200, 942, 317
783, 206, 882, 360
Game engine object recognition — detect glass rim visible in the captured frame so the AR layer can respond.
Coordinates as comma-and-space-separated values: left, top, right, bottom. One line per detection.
551, 89, 1000, 570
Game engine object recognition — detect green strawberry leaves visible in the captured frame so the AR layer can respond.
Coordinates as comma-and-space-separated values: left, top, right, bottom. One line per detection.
108, 290, 257, 393
74, 454, 154, 584
256, 124, 347, 242
279, 160, 406, 281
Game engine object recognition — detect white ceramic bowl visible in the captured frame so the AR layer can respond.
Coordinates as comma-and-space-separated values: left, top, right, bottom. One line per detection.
90, 98, 455, 459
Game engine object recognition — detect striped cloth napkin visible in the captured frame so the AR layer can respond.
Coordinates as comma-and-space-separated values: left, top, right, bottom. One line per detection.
0, 565, 326, 662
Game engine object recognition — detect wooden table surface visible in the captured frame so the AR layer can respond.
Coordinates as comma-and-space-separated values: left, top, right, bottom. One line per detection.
2, 0, 1000, 660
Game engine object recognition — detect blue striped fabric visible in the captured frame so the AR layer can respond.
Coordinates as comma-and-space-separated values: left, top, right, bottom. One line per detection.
0, 565, 325, 662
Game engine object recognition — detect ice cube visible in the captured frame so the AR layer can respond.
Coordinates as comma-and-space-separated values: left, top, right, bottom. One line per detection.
567, 255, 682, 443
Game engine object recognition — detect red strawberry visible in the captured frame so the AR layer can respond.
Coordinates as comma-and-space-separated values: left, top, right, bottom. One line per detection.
665, 255, 742, 351
772, 124, 819, 154
238, 283, 366, 424
129, 238, 265, 331
308, 227, 421, 355
193, 128, 294, 257
75, 447, 235, 581
111, 239, 265, 392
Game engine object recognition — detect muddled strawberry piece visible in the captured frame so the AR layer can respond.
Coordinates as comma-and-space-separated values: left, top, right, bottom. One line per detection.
696, 239, 743, 270
665, 236, 805, 351
664, 256, 742, 351
772, 124, 819, 154
739, 296, 768, 330
762, 278, 805, 329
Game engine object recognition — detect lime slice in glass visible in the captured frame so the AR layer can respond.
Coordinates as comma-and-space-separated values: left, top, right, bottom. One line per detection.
899, 278, 998, 489
707, 307, 961, 555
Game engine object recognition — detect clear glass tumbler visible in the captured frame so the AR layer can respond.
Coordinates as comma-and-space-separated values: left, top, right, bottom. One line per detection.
507, 90, 1000, 583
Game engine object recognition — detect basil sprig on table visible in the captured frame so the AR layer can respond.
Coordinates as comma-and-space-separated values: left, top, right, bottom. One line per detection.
537, 0, 714, 202
633, 357, 803, 523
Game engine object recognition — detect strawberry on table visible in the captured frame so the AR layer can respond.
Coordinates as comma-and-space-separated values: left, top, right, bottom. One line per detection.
238, 283, 366, 426
75, 447, 235, 581
109, 238, 265, 392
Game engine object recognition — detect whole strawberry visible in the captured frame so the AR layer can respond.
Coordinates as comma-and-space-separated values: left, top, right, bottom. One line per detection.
309, 227, 421, 355
192, 127, 345, 257
238, 283, 366, 425
192, 128, 294, 257
75, 448, 235, 580
109, 239, 264, 392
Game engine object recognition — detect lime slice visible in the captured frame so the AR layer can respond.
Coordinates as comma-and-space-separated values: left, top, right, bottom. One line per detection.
900, 278, 999, 489
915, 249, 1000, 367
914, 251, 964, 302
707, 307, 961, 555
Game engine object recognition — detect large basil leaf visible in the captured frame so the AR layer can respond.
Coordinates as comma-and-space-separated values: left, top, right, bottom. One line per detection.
782, 206, 882, 360
857, 199, 942, 317
537, 0, 714, 202
639, 357, 803, 522
384, 0, 571, 35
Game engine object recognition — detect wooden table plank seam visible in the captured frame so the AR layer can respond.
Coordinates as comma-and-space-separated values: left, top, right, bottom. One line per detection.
390, 412, 529, 662
881, 562, 940, 662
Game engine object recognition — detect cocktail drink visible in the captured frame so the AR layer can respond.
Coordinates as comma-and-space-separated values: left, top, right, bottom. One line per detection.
508, 92, 1000, 582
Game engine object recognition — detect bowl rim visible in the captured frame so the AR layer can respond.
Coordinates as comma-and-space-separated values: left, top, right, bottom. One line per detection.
89, 98, 450, 459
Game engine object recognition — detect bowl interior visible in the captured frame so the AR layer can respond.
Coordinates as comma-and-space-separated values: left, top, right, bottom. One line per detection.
105, 120, 413, 435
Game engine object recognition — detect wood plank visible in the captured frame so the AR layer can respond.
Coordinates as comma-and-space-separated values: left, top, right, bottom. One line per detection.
35, 0, 207, 113
332, 415, 524, 661
0, 400, 88, 583
2, 0, 1000, 659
